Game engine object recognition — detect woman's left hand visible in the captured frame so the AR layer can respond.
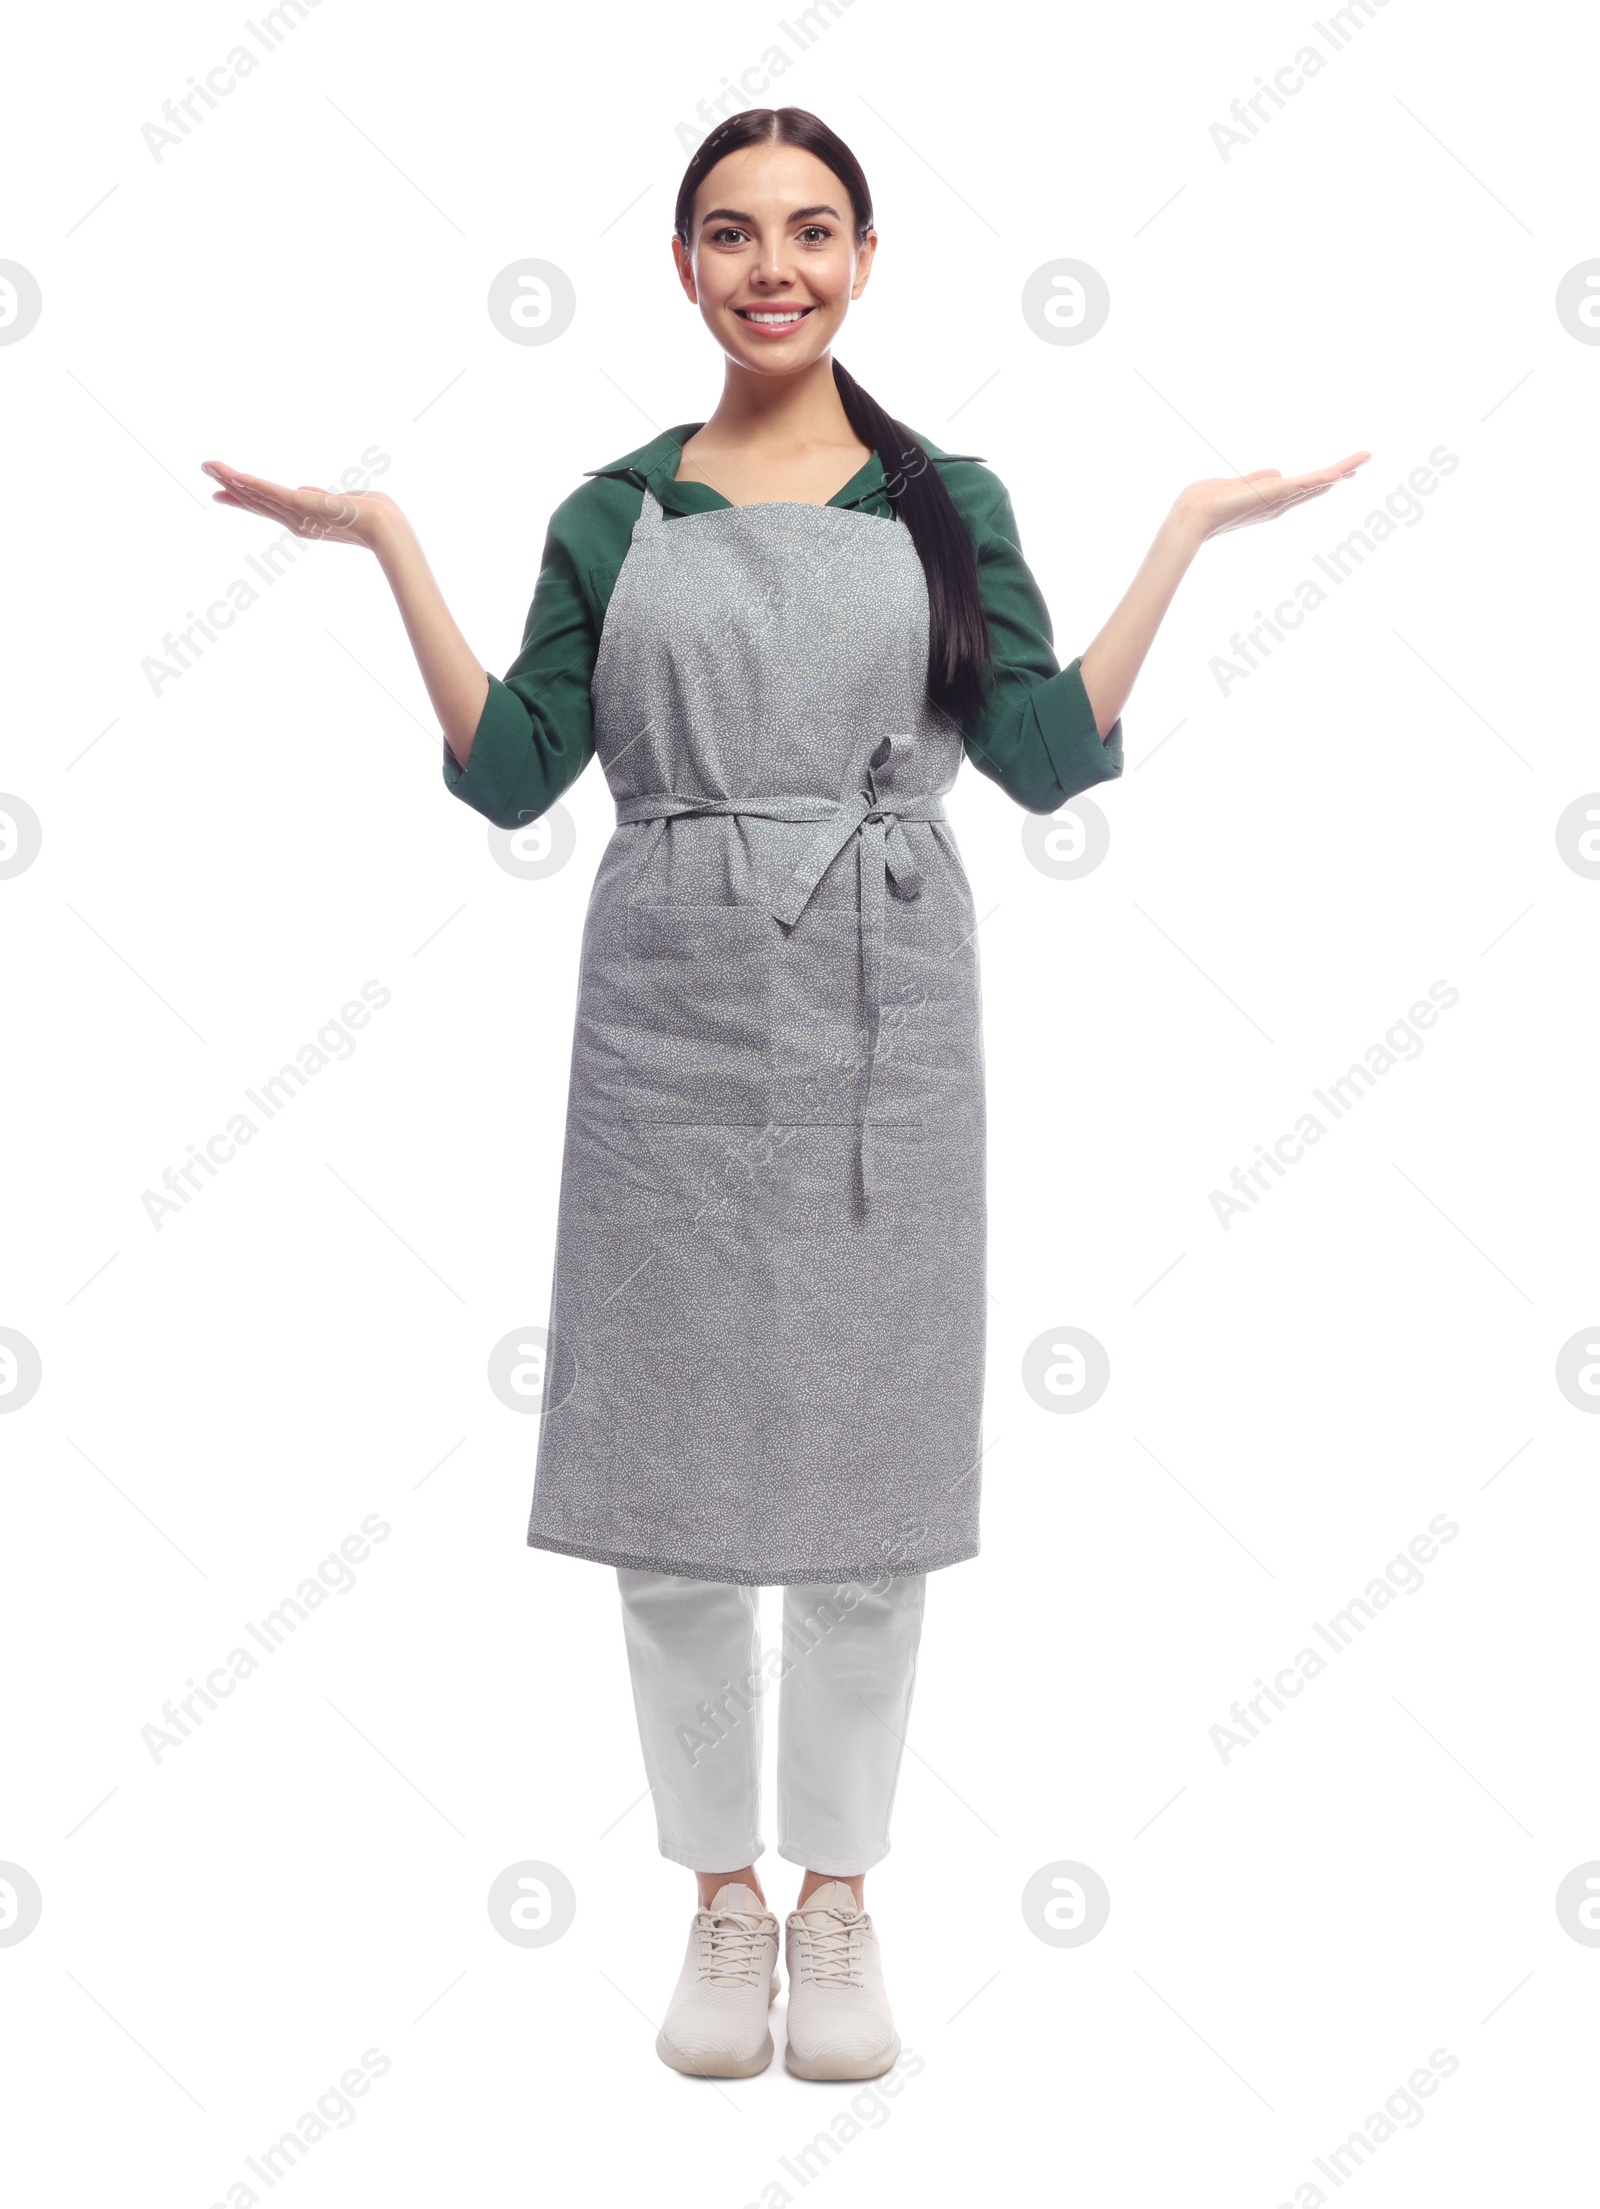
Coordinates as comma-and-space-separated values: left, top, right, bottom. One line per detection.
1175, 451, 1372, 543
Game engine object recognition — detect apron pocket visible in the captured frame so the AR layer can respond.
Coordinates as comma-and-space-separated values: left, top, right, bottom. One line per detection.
769, 909, 924, 1125
620, 902, 778, 1124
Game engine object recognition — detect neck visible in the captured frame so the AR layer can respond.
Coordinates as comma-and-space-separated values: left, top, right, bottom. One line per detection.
691, 353, 858, 455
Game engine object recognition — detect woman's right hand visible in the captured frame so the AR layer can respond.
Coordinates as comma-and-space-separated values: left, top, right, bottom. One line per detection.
200, 460, 403, 552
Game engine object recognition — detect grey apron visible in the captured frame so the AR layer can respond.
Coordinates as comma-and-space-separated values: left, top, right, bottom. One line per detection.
527, 486, 986, 1585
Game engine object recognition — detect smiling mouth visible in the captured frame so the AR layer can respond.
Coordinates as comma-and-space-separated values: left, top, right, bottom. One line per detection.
733, 305, 816, 326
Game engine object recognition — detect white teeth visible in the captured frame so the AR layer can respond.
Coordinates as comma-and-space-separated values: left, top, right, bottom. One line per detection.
743, 310, 806, 324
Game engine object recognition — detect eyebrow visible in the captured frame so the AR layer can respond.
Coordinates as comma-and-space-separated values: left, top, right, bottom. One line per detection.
698, 204, 844, 228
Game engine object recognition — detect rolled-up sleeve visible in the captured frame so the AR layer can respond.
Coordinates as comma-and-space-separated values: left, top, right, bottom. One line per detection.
442, 516, 598, 831
960, 480, 1124, 815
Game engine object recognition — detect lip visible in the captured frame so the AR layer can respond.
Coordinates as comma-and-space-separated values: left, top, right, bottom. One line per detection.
731, 304, 818, 335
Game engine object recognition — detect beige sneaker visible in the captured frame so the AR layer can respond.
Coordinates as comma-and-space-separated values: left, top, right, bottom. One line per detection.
655, 1882, 780, 2079
783, 1881, 901, 2080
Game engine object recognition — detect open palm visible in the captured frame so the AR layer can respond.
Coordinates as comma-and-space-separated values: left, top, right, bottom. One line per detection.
200, 459, 396, 550
1182, 452, 1372, 540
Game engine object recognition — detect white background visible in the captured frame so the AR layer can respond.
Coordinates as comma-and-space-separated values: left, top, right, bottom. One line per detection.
3, 0, 1597, 2201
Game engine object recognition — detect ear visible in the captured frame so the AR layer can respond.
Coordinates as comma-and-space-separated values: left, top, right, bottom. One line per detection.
850, 229, 879, 302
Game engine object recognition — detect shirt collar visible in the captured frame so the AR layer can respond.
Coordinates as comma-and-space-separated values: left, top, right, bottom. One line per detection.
582, 420, 984, 516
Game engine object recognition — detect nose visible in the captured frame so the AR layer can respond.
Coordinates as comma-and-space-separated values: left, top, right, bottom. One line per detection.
751, 240, 796, 290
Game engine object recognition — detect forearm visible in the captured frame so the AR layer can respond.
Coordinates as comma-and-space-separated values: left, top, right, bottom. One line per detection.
371, 513, 491, 768
1077, 505, 1206, 740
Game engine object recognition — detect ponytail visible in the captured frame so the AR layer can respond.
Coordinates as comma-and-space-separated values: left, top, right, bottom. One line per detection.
828, 355, 992, 724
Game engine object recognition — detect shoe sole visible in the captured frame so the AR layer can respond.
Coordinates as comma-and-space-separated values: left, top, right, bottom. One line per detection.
655, 1970, 780, 2080
785, 2030, 901, 2082
656, 2027, 774, 2078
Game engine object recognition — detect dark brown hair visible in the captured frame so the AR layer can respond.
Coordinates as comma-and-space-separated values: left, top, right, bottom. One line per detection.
673, 107, 993, 726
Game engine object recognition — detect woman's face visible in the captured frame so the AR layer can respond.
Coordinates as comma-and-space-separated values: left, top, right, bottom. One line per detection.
674, 141, 876, 376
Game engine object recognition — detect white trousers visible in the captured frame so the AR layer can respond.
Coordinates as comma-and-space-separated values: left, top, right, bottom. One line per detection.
616, 1569, 928, 1876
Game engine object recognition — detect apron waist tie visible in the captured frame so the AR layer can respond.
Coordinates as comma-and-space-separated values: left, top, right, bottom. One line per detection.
614, 782, 949, 1207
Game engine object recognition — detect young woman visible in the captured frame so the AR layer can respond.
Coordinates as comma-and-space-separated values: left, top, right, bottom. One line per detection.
203, 107, 1367, 2084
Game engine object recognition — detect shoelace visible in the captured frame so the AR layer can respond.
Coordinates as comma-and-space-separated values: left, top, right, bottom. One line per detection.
793, 1906, 867, 1989
695, 1906, 774, 1988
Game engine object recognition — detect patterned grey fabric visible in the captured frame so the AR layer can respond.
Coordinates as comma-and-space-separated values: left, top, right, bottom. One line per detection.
528, 487, 986, 1583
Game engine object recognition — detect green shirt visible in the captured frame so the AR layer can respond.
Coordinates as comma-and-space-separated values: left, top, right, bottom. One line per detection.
442, 421, 1123, 829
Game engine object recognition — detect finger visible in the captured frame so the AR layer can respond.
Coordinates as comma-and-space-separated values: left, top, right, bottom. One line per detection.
1217, 481, 1333, 531
215, 478, 294, 520
216, 464, 301, 507
228, 483, 300, 522
245, 490, 326, 535
244, 480, 337, 527
1257, 484, 1332, 517
203, 462, 273, 506
1234, 484, 1290, 515
1272, 469, 1348, 497
212, 486, 279, 521
204, 468, 260, 502
1292, 451, 1372, 490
